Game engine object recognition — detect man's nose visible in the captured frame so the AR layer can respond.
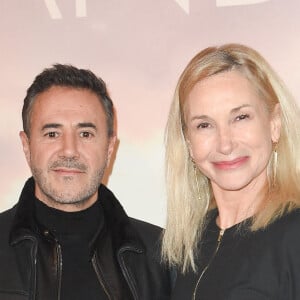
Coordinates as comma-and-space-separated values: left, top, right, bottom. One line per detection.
58, 133, 80, 159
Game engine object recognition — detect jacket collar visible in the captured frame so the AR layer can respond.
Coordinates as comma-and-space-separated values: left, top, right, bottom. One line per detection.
9, 177, 145, 253
96, 184, 145, 253
9, 177, 39, 244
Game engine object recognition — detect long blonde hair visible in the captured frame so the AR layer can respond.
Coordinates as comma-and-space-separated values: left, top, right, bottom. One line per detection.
162, 43, 300, 273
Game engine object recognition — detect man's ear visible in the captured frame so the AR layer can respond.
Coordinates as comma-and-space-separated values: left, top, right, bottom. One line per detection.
107, 135, 117, 163
270, 103, 282, 143
19, 131, 31, 165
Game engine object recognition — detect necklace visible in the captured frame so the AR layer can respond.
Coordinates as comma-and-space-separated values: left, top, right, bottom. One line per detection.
192, 228, 224, 300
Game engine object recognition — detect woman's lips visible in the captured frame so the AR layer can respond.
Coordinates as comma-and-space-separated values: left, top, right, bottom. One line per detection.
213, 156, 249, 170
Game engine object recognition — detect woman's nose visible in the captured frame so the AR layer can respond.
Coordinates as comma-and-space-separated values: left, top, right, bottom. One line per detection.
216, 127, 234, 155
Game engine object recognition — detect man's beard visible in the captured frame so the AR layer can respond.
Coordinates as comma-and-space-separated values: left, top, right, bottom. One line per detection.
31, 157, 107, 207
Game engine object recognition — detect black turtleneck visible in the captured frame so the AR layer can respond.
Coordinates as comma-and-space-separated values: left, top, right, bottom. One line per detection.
34, 199, 108, 300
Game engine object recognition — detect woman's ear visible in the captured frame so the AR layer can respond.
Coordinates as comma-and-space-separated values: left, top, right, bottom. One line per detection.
270, 103, 281, 143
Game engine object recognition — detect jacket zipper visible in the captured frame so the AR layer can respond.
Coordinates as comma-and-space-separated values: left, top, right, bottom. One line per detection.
192, 228, 225, 300
30, 238, 38, 300
56, 243, 62, 300
117, 247, 142, 300
92, 254, 112, 300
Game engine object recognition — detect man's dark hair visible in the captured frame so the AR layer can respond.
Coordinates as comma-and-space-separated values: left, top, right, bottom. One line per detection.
22, 64, 114, 137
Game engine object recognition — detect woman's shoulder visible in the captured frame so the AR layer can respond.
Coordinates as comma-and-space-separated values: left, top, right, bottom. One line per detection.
265, 208, 300, 245
273, 208, 300, 228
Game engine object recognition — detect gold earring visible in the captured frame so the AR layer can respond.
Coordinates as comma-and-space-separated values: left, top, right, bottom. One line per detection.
191, 159, 201, 201
272, 143, 278, 186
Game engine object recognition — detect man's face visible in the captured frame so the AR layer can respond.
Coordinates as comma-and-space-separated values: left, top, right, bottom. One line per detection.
20, 86, 115, 212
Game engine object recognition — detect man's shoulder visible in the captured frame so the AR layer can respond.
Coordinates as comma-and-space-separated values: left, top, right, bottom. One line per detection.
128, 217, 163, 245
129, 217, 162, 233
100, 185, 163, 239
0, 206, 17, 247
0, 205, 16, 227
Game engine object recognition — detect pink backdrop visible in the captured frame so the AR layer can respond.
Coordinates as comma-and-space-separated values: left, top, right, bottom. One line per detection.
1, 0, 300, 226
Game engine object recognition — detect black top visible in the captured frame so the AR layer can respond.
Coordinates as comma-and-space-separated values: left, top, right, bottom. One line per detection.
35, 199, 108, 300
171, 209, 300, 300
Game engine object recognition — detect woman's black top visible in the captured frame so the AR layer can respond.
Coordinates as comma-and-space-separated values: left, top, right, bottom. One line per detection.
171, 209, 300, 300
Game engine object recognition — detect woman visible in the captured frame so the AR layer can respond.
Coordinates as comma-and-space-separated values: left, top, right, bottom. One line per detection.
162, 44, 300, 299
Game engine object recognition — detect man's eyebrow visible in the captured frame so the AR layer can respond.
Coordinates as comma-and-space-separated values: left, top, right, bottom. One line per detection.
77, 122, 97, 129
41, 122, 97, 131
41, 123, 62, 131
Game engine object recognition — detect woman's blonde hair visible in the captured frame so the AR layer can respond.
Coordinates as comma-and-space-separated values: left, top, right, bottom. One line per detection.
162, 43, 300, 273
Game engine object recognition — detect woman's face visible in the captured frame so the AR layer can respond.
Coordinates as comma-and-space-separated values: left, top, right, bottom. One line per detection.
185, 70, 281, 194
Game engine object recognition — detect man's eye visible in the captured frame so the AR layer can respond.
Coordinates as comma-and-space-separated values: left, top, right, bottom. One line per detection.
80, 132, 92, 138
46, 132, 58, 138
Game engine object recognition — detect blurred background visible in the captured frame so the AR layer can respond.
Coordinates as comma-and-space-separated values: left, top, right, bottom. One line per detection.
1, 0, 299, 226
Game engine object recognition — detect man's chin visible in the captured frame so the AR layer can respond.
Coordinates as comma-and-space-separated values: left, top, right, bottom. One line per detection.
44, 194, 94, 211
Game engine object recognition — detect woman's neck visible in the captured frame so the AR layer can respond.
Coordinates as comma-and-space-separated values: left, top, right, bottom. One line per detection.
212, 179, 267, 229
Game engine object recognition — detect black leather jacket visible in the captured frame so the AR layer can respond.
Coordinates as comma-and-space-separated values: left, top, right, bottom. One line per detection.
0, 178, 171, 300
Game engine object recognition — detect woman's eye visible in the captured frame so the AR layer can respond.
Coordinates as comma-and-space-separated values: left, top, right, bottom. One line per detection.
236, 114, 250, 121
197, 122, 210, 129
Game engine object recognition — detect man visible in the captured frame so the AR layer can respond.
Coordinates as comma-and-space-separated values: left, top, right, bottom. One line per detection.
0, 64, 170, 299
